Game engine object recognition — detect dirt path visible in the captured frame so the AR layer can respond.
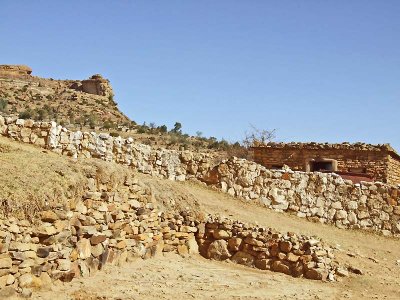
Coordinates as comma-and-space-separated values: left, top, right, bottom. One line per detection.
31, 253, 341, 300
29, 174, 400, 299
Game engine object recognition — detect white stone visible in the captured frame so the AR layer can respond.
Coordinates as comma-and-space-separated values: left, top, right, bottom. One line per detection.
347, 201, 358, 210
15, 119, 25, 126
335, 210, 347, 220
347, 211, 357, 224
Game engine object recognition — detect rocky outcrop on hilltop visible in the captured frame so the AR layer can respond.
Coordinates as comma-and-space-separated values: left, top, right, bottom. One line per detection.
0, 65, 32, 79
0, 65, 130, 127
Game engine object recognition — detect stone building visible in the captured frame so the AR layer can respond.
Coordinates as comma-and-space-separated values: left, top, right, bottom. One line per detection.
250, 142, 400, 185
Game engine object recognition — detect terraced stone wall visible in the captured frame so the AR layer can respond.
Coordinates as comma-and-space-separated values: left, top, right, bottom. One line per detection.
0, 170, 338, 295
0, 174, 199, 294
1, 116, 399, 237
0, 116, 213, 181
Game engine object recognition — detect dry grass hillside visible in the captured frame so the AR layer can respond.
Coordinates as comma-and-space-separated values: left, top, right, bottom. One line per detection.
1, 137, 399, 299
0, 136, 129, 219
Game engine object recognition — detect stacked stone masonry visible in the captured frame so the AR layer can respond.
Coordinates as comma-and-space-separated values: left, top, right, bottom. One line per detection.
0, 166, 340, 295
0, 116, 399, 238
205, 158, 400, 236
197, 217, 338, 280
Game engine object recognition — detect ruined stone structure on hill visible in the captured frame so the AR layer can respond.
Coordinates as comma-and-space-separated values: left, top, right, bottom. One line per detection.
250, 142, 400, 185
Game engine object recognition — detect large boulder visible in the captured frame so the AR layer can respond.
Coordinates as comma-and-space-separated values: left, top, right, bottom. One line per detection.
231, 251, 255, 267
207, 240, 231, 260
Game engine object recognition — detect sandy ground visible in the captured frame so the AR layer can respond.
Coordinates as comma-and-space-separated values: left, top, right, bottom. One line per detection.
25, 174, 400, 299
31, 253, 339, 300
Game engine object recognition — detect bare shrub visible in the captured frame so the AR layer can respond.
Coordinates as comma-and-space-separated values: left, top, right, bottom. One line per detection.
243, 125, 276, 147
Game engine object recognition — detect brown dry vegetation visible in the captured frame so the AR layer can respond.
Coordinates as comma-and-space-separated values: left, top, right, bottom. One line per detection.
0, 136, 129, 219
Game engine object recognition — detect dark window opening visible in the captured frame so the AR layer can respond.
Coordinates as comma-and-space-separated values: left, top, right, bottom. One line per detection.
310, 161, 333, 172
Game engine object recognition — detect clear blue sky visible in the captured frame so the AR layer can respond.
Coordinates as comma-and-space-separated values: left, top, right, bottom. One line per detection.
1, 1, 399, 150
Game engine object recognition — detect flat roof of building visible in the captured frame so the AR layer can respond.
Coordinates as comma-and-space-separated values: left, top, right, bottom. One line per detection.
250, 142, 400, 160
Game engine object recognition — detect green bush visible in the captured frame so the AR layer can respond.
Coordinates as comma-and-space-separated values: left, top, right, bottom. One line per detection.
171, 122, 182, 134
0, 99, 8, 112
86, 114, 98, 129
137, 126, 147, 134
158, 125, 167, 133
19, 110, 33, 119
35, 108, 49, 121
103, 120, 115, 130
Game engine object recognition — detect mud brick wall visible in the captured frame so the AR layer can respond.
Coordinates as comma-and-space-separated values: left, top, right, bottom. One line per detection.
251, 146, 393, 184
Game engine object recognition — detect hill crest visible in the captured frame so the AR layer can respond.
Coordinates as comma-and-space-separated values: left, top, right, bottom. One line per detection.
0, 64, 130, 127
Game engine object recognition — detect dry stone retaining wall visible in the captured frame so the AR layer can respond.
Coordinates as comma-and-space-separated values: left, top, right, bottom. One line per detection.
0, 169, 339, 296
1, 116, 399, 237
0, 175, 200, 294
205, 157, 400, 236
197, 216, 338, 281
